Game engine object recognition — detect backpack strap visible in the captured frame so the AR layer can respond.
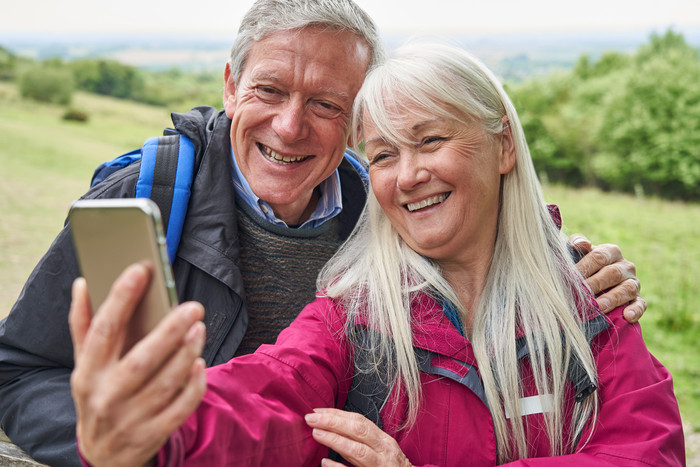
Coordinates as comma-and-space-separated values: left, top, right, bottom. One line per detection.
343, 148, 369, 187
136, 133, 196, 262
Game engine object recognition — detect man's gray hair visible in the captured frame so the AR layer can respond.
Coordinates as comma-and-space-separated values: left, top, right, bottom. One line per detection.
229, 0, 385, 81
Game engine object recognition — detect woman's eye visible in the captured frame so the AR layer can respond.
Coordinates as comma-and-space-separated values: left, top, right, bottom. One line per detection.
423, 136, 445, 145
369, 153, 391, 165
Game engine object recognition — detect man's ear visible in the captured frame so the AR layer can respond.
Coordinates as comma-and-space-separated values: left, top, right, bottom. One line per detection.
345, 122, 361, 150
223, 63, 237, 118
499, 119, 516, 174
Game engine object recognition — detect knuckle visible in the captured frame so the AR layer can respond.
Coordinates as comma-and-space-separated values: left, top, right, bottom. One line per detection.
70, 371, 88, 398
121, 352, 152, 378
623, 278, 638, 296
90, 318, 118, 340
349, 442, 372, 460
612, 264, 625, 282
88, 392, 113, 416
353, 418, 372, 438
590, 248, 610, 267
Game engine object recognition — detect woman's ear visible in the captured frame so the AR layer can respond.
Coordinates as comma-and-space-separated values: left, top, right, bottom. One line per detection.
223, 63, 237, 118
499, 118, 516, 174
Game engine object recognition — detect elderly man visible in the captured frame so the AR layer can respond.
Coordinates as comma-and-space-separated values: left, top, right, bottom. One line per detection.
0, 1, 643, 466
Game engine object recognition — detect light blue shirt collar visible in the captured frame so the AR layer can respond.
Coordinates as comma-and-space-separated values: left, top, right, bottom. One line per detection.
230, 148, 343, 229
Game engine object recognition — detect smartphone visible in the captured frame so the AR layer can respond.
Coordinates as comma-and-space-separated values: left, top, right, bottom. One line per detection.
69, 198, 178, 352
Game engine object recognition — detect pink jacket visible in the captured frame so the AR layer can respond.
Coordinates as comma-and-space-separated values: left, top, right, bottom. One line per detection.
159, 295, 685, 466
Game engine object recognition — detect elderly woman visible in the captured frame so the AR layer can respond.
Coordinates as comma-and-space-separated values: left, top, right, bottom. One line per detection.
72, 43, 684, 466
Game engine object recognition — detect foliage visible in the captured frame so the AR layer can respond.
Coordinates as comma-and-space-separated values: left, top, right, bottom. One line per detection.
69, 58, 146, 100
510, 29, 700, 201
18, 60, 74, 105
62, 108, 89, 122
0, 46, 19, 81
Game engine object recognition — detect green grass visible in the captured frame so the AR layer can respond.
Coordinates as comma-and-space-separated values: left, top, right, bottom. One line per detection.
1, 83, 698, 455
0, 82, 172, 315
543, 184, 700, 434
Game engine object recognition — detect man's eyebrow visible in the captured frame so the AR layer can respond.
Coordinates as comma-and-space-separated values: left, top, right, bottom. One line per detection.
316, 87, 350, 101
250, 71, 280, 82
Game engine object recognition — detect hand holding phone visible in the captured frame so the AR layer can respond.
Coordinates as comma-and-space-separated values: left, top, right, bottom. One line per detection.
69, 198, 178, 352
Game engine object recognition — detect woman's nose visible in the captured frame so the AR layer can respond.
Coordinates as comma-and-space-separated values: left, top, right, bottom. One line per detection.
396, 153, 429, 191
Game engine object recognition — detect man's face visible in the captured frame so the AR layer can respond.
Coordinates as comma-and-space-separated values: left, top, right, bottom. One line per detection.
224, 27, 370, 225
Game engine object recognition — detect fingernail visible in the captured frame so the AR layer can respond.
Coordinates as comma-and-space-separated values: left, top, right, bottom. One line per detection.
597, 298, 610, 311
313, 408, 330, 413
186, 322, 206, 352
305, 413, 320, 423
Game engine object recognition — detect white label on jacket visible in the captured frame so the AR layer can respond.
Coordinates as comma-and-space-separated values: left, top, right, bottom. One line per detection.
505, 394, 554, 419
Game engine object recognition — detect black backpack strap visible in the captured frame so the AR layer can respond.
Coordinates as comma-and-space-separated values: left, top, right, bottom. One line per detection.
147, 134, 180, 235
342, 326, 391, 429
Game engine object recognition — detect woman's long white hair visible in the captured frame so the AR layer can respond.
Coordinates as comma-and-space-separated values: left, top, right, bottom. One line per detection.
318, 41, 599, 462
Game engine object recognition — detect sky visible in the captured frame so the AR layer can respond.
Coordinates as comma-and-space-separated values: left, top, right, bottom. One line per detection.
1, 0, 699, 38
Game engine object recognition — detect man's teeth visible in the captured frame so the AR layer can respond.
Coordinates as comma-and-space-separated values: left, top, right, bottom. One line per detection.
262, 145, 307, 164
406, 194, 448, 212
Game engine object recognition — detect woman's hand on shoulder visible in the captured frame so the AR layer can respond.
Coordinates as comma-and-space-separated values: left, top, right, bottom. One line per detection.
305, 408, 413, 467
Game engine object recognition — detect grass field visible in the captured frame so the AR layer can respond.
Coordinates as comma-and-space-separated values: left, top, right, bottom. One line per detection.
1, 82, 698, 460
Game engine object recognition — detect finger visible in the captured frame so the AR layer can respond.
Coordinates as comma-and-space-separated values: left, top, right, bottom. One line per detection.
128, 357, 208, 463
622, 297, 647, 324
584, 257, 635, 296
311, 428, 376, 467
568, 234, 593, 254
306, 408, 377, 445
128, 321, 206, 418
80, 358, 206, 467
320, 458, 345, 467
69, 277, 93, 359
112, 302, 205, 397
594, 276, 640, 313
576, 244, 623, 282
80, 263, 151, 371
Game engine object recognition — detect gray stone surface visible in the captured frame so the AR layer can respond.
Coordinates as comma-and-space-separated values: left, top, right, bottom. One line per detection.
0, 429, 44, 466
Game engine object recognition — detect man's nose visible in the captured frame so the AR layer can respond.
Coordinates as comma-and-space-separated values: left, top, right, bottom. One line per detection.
272, 98, 309, 143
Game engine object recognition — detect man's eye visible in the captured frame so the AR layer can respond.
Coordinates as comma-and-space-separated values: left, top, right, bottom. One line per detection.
311, 100, 344, 119
255, 86, 284, 102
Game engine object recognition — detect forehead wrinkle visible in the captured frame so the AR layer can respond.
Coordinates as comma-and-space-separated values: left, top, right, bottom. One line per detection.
411, 117, 445, 132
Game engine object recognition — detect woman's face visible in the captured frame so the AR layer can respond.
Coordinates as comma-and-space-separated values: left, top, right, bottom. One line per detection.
365, 105, 515, 267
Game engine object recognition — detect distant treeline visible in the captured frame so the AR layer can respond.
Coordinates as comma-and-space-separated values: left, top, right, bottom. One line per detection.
508, 30, 700, 201
1, 29, 699, 201
0, 47, 223, 110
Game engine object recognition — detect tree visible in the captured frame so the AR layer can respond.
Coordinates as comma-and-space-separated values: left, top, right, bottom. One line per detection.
69, 59, 145, 99
18, 61, 74, 105
510, 28, 700, 201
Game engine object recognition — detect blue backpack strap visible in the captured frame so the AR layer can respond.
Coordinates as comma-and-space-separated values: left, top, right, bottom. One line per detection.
344, 148, 369, 187
90, 149, 142, 187
136, 133, 195, 262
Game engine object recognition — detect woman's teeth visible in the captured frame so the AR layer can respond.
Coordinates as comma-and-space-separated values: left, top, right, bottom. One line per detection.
406, 193, 448, 212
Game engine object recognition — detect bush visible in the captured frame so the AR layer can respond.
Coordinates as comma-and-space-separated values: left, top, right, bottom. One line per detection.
62, 108, 89, 122
19, 64, 74, 105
